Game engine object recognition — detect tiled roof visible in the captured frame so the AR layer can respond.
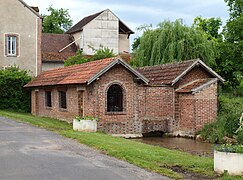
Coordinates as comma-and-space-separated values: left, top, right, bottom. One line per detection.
25, 57, 118, 87
66, 9, 134, 34
25, 57, 149, 88
25, 58, 114, 87
136, 60, 196, 85
176, 79, 210, 93
66, 11, 104, 34
42, 33, 78, 62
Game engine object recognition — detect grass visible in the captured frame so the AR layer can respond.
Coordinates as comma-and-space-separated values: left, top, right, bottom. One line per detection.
0, 110, 241, 179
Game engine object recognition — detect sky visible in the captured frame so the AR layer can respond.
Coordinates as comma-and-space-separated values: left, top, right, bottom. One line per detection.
24, 0, 229, 40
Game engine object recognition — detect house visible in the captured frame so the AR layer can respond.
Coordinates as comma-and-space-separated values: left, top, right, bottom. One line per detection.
25, 58, 225, 136
66, 9, 134, 55
0, 0, 42, 76
42, 9, 134, 71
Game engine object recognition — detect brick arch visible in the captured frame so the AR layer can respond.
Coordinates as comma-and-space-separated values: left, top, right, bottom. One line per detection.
104, 81, 127, 113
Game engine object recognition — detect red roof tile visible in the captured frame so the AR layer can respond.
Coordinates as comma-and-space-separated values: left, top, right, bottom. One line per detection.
176, 79, 210, 93
42, 33, 78, 62
25, 57, 116, 87
136, 60, 196, 85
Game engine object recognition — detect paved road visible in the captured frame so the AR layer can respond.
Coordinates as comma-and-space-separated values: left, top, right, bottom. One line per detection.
0, 116, 169, 180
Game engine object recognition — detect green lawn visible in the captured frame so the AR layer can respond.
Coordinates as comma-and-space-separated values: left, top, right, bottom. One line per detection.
0, 110, 240, 179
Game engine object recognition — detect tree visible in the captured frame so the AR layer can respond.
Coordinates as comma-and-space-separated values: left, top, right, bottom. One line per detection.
218, 0, 243, 88
132, 19, 217, 67
192, 16, 222, 40
42, 6, 73, 34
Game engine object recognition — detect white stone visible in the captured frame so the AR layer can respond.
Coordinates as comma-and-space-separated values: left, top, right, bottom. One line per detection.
214, 150, 243, 175
73, 119, 97, 132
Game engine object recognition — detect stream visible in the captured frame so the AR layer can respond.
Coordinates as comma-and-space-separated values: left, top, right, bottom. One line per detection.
133, 136, 214, 157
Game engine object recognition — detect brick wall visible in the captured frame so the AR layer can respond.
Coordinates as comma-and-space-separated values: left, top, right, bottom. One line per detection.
31, 64, 219, 135
84, 65, 142, 134
32, 86, 79, 122
194, 82, 218, 131
178, 82, 218, 134
83, 64, 171, 134
177, 66, 214, 87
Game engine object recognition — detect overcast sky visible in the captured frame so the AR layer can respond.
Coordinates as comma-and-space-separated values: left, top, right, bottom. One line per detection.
25, 0, 229, 39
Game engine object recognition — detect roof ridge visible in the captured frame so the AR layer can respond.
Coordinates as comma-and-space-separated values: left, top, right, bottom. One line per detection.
136, 59, 198, 70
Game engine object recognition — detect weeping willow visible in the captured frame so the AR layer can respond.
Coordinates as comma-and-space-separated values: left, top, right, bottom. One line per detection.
134, 19, 216, 67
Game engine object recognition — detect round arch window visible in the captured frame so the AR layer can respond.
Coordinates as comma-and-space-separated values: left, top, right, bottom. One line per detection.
107, 84, 123, 112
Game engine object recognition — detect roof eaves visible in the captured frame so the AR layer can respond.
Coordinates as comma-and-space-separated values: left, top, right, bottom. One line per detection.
192, 78, 218, 94
87, 58, 149, 85
171, 60, 199, 85
18, 0, 42, 18
197, 59, 225, 83
171, 59, 225, 85
119, 20, 134, 34
118, 59, 149, 84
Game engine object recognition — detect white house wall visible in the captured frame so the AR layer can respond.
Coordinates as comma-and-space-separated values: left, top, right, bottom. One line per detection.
0, 0, 41, 76
82, 10, 119, 55
119, 34, 130, 53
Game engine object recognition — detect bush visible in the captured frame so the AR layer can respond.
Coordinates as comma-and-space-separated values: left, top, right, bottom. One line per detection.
64, 47, 116, 67
0, 66, 32, 112
215, 144, 243, 153
90, 46, 115, 61
64, 50, 89, 66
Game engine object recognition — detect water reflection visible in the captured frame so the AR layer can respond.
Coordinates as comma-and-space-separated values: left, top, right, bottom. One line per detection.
133, 137, 214, 157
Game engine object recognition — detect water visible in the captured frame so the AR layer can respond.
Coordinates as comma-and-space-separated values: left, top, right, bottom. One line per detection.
133, 137, 214, 157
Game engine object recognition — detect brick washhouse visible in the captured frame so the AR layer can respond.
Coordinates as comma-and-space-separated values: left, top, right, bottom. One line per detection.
25, 57, 225, 137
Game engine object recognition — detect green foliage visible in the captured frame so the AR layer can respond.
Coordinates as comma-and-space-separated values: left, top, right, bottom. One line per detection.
0, 67, 32, 112
199, 95, 243, 143
215, 144, 243, 153
90, 46, 116, 61
132, 19, 216, 67
42, 5, 73, 34
193, 16, 222, 40
64, 47, 116, 66
217, 0, 243, 88
64, 50, 89, 66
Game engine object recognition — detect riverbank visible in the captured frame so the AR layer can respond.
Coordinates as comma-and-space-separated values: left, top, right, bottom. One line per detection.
133, 136, 214, 157
0, 110, 241, 179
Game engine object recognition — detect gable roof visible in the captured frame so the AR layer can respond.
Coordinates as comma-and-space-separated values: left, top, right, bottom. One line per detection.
66, 9, 134, 34
42, 33, 78, 62
18, 0, 42, 18
25, 57, 149, 88
136, 59, 225, 85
